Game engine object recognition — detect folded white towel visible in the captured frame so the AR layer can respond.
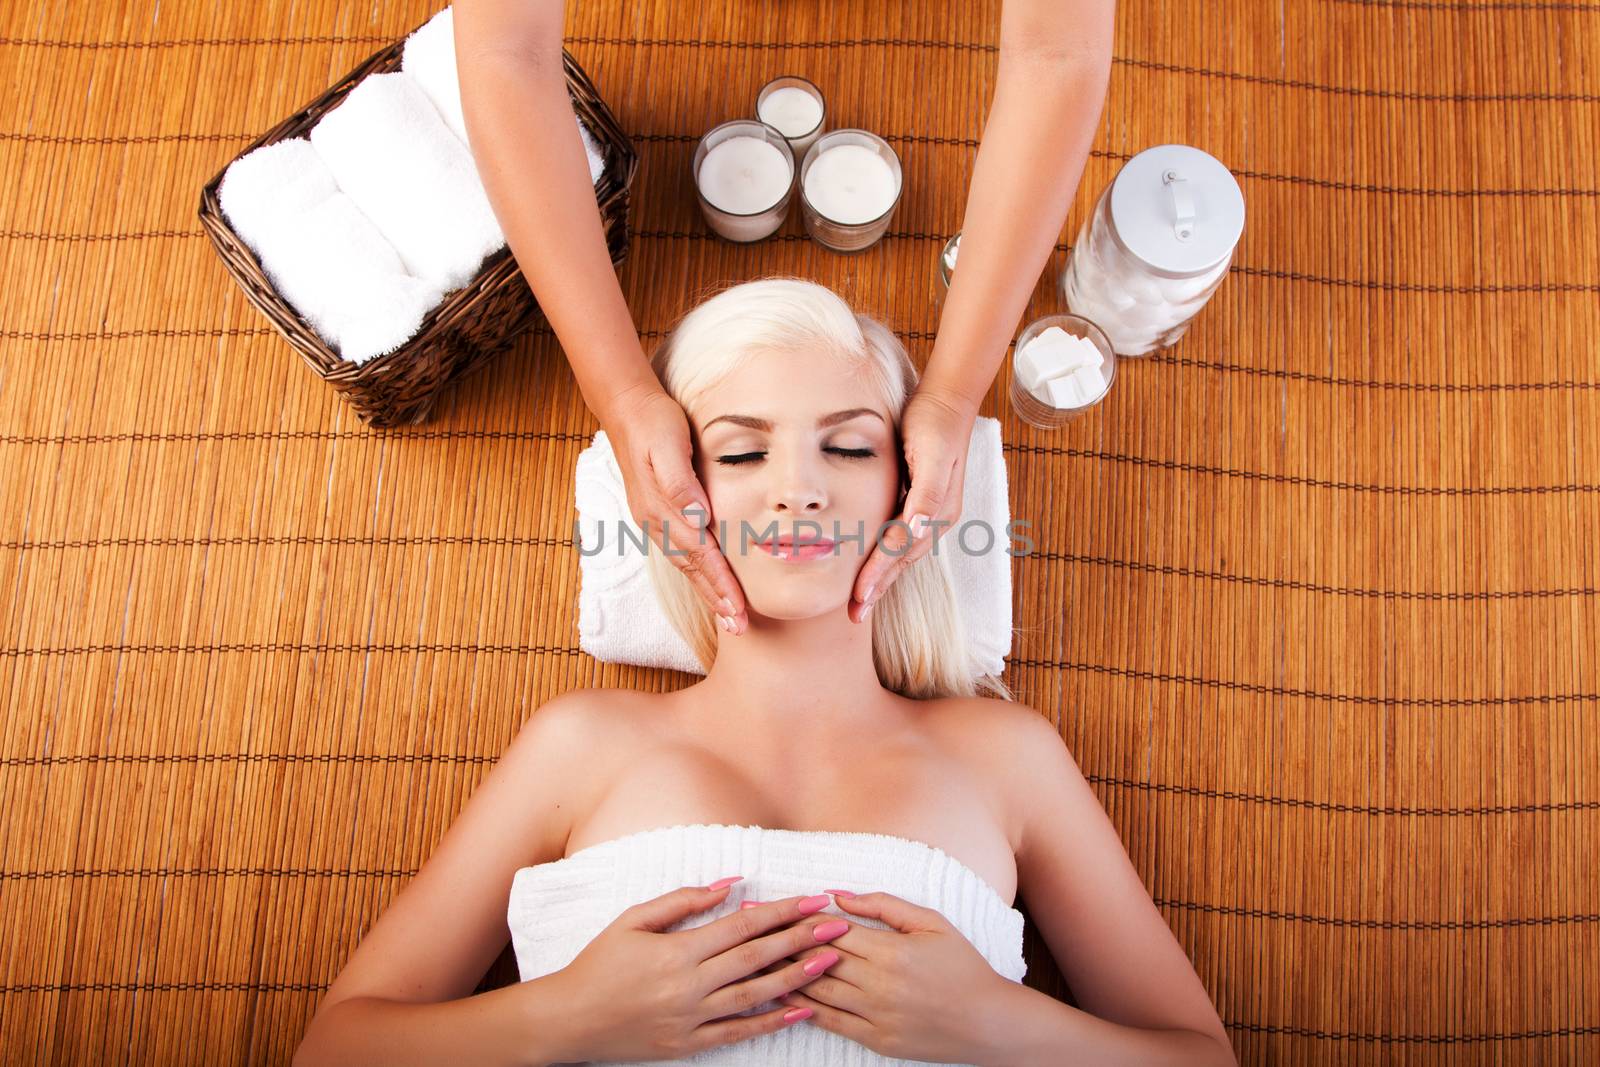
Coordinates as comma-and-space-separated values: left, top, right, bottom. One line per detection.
218, 138, 447, 364
575, 416, 1014, 677
403, 5, 607, 185
310, 71, 507, 292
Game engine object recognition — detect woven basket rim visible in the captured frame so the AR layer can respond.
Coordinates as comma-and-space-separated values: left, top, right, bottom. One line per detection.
197, 22, 638, 386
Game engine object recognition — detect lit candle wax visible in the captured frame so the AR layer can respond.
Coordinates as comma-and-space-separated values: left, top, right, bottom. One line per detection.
758, 87, 823, 139
803, 143, 898, 225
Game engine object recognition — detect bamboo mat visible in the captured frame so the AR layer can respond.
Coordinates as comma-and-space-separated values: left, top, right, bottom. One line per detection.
2, 0, 1597, 1063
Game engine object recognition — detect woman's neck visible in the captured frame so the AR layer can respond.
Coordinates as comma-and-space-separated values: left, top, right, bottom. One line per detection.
694, 606, 897, 732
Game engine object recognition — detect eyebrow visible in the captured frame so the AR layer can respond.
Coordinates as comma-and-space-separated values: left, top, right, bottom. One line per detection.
702, 408, 885, 432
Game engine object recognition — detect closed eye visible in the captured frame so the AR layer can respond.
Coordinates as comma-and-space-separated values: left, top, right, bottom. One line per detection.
715, 446, 877, 466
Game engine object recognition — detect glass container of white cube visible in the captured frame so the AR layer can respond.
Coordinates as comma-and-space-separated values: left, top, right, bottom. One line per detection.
1009, 313, 1116, 429
1060, 144, 1245, 357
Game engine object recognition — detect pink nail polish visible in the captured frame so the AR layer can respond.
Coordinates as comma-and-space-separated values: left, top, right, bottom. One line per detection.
705, 876, 743, 890
824, 888, 855, 898
740, 899, 762, 910
812, 919, 849, 942
783, 1006, 813, 1023
803, 949, 840, 976
797, 894, 831, 915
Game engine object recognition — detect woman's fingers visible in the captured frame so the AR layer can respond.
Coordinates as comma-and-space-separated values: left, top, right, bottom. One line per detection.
850, 505, 943, 623
679, 1001, 819, 1055
697, 944, 846, 1022
645, 448, 747, 630
849, 386, 975, 621
777, 987, 878, 1045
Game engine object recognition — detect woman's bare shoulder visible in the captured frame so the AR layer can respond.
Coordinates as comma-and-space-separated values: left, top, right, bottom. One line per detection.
512, 686, 669, 757
919, 694, 1074, 850
496, 687, 672, 861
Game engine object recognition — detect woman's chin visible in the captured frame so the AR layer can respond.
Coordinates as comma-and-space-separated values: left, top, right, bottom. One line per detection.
736, 579, 857, 622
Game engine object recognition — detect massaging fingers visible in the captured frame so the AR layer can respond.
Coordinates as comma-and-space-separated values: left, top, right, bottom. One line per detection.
650, 486, 747, 630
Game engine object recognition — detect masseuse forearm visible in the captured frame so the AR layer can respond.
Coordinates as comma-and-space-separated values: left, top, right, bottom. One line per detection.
458, 50, 659, 421
918, 51, 1112, 418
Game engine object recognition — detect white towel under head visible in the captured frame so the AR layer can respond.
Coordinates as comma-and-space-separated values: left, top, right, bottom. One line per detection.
402, 4, 608, 185
217, 138, 448, 364
574, 416, 1014, 677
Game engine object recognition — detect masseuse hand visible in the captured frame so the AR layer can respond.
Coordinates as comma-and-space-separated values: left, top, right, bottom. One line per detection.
849, 389, 975, 624
605, 381, 748, 634
771, 892, 1015, 1064
541, 883, 850, 1062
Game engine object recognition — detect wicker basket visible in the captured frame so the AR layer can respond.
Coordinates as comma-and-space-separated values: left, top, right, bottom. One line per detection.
198, 31, 637, 428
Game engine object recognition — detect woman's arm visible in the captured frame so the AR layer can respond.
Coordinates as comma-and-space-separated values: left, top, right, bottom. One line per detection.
972, 704, 1237, 1066
451, 0, 750, 630
847, 0, 1115, 623
917, 0, 1116, 418
293, 692, 603, 1067
452, 0, 656, 417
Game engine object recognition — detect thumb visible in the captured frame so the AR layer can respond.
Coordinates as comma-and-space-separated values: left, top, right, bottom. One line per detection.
647, 438, 713, 532
832, 891, 944, 933
897, 476, 949, 548
628, 878, 743, 932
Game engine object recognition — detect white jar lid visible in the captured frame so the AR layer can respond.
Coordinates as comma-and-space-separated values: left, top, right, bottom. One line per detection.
1107, 144, 1244, 279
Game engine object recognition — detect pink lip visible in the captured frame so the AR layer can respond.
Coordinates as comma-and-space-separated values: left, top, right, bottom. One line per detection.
755, 537, 836, 562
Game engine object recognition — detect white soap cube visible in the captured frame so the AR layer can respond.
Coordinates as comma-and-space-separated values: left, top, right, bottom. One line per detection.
1033, 362, 1106, 409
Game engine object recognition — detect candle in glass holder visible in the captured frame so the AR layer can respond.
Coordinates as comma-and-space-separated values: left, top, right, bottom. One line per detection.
799, 130, 902, 252
756, 76, 826, 156
692, 120, 795, 243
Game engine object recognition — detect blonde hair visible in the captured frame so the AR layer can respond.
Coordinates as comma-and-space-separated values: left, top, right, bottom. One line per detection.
643, 276, 1011, 702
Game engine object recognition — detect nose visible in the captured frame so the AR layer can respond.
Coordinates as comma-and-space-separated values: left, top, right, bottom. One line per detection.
768, 448, 827, 515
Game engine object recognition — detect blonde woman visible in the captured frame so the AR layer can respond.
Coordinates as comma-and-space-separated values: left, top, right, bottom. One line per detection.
294, 280, 1234, 1067
454, 0, 1117, 641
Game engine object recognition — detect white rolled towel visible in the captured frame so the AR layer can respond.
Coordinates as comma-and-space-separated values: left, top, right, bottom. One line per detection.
310, 71, 507, 292
219, 138, 446, 364
403, 5, 607, 185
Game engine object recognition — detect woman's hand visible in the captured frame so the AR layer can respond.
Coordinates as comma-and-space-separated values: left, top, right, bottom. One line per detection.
603, 382, 748, 634
774, 892, 1016, 1064
541, 883, 850, 1062
849, 389, 976, 624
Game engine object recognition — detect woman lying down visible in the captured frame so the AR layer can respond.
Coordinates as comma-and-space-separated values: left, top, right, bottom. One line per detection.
293, 278, 1236, 1067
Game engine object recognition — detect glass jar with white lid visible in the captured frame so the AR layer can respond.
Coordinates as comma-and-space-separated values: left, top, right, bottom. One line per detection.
1059, 144, 1245, 357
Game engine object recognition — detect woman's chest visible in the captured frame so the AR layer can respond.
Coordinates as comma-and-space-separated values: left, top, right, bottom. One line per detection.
564, 717, 1019, 903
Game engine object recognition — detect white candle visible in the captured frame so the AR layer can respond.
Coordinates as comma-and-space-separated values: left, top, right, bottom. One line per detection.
758, 87, 823, 139
803, 143, 898, 225
698, 136, 791, 214
695, 135, 792, 241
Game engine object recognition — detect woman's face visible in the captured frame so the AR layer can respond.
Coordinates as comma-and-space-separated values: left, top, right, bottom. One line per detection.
689, 347, 901, 620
